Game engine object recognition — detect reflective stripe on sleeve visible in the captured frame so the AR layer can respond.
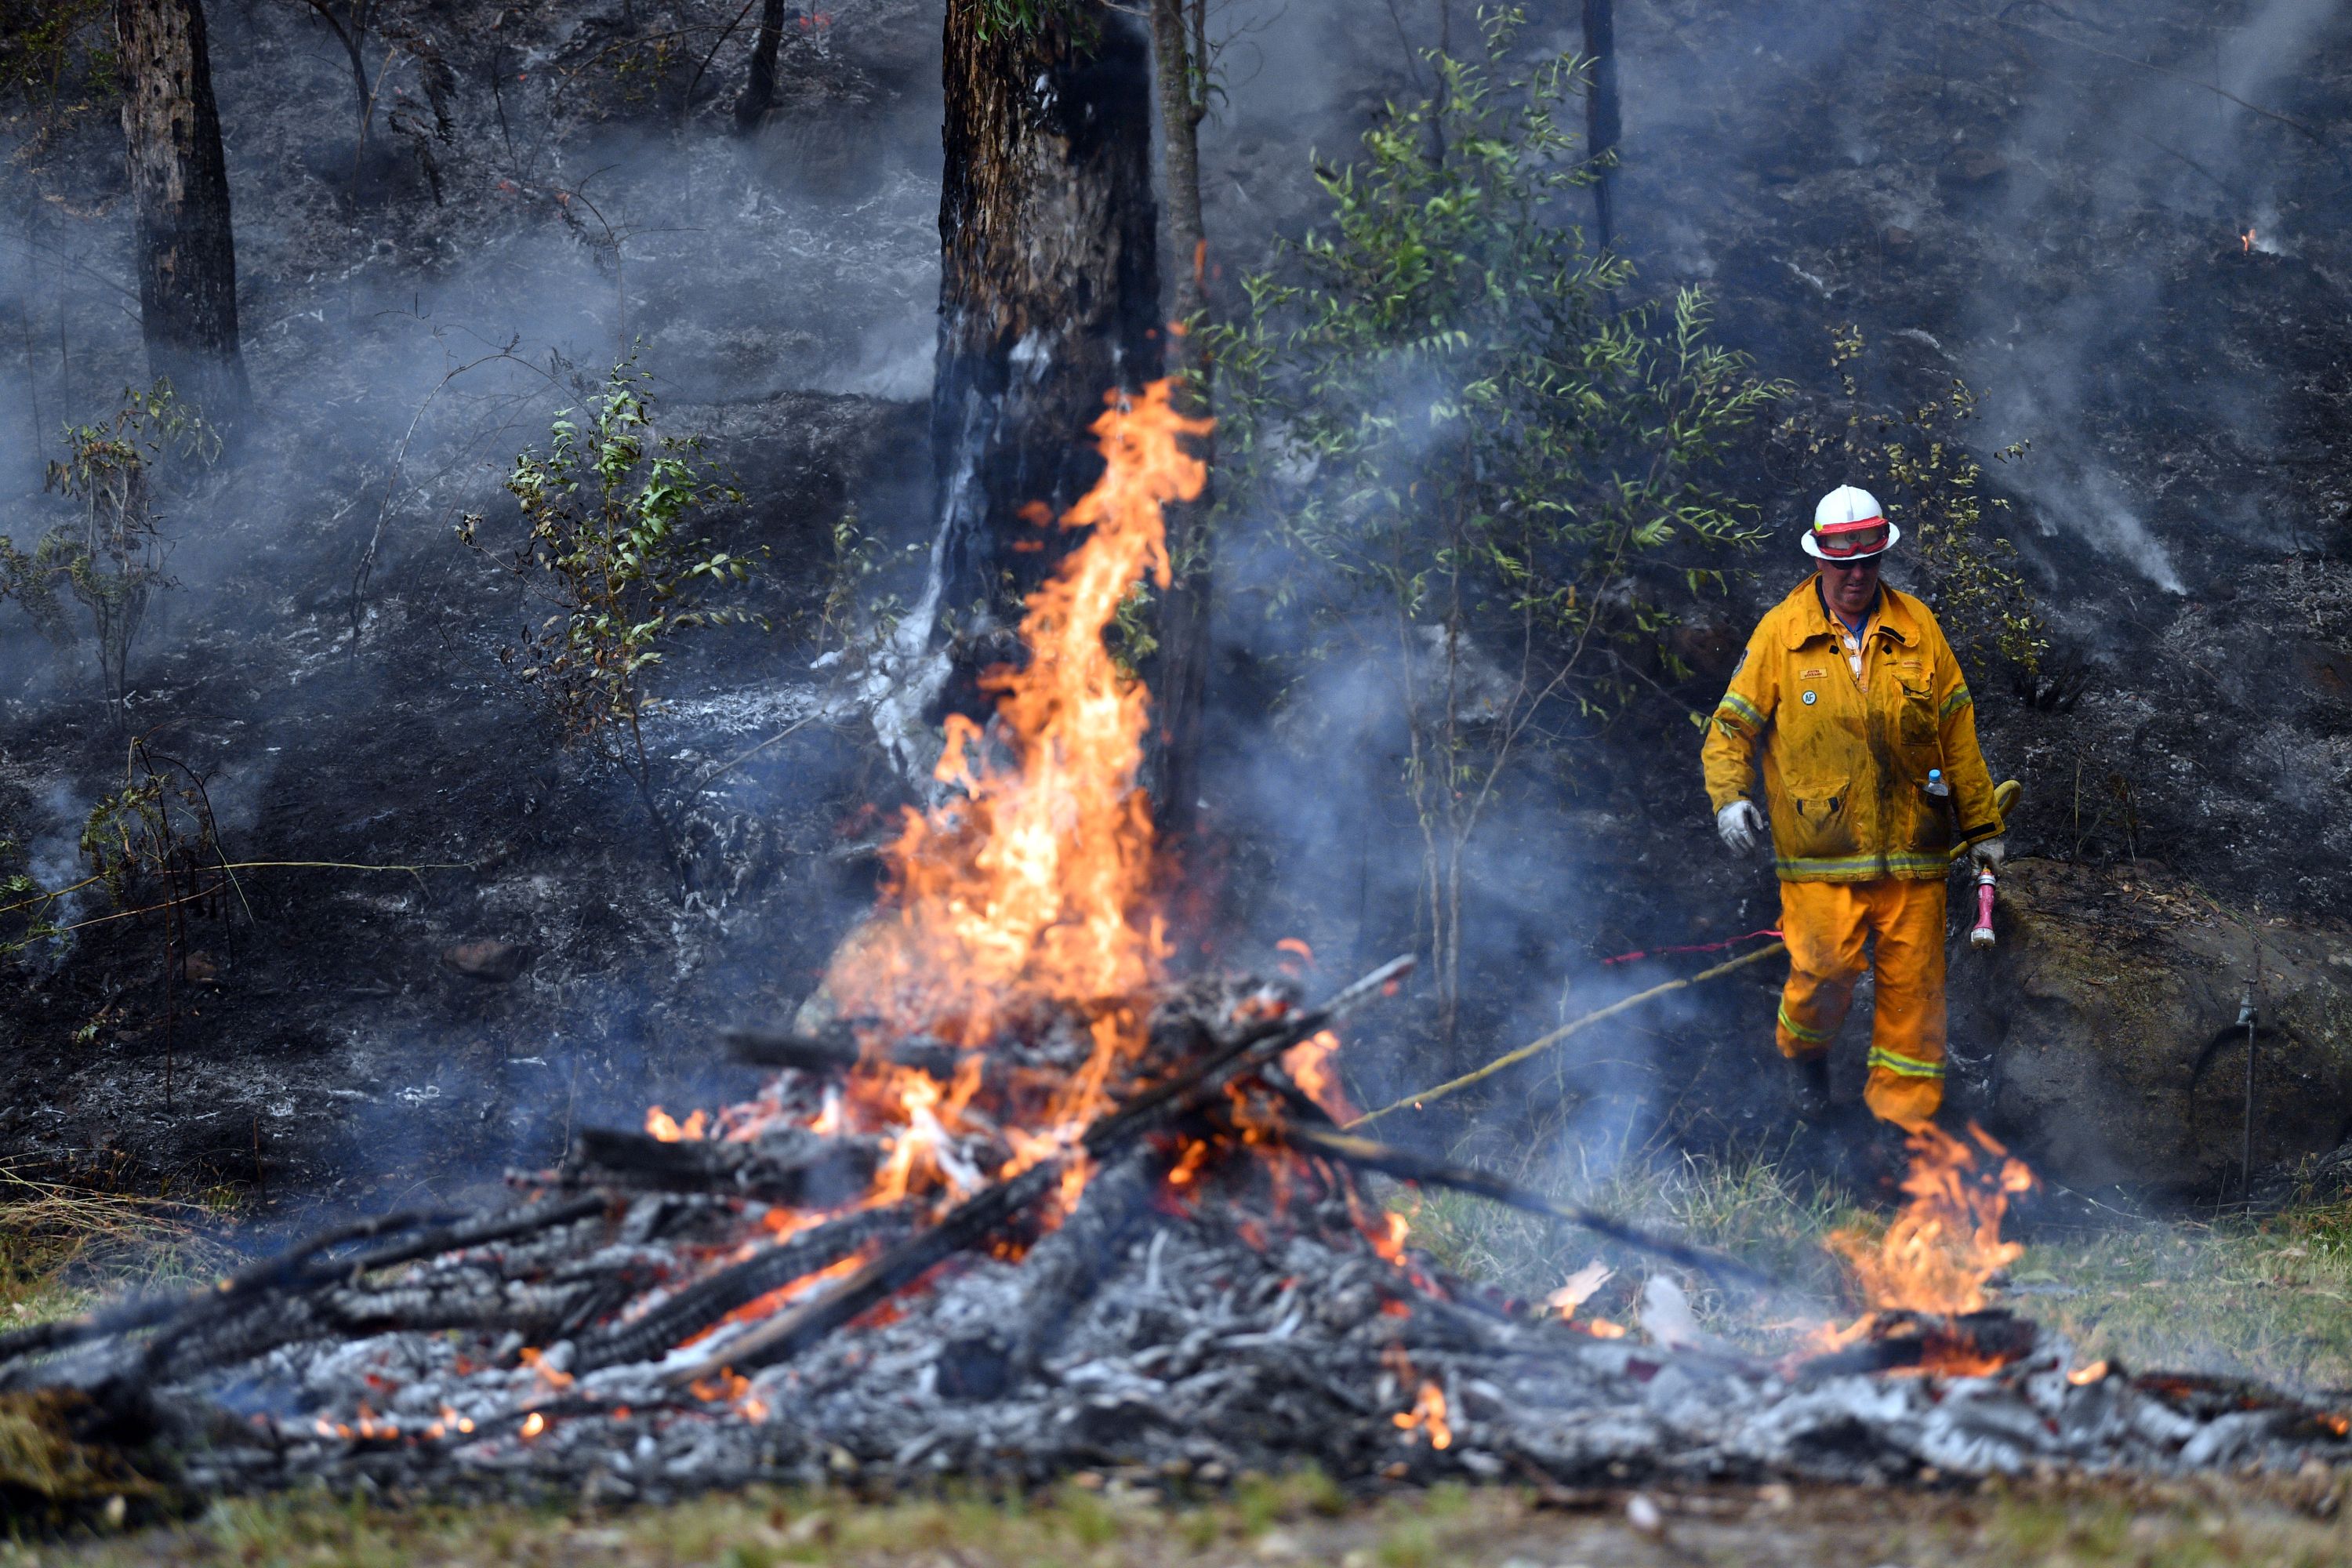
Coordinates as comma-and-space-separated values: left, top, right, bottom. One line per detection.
1939, 687, 1973, 720
1716, 691, 1766, 731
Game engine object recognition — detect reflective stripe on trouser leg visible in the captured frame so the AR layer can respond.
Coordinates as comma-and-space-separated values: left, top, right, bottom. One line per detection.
1859, 877, 1948, 1129
1775, 880, 1869, 1062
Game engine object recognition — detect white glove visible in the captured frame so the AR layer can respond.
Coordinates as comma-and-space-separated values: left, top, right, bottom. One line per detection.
1716, 800, 1766, 858
1970, 837, 2006, 871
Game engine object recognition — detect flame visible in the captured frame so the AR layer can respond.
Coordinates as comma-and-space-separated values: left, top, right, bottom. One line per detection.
517, 1346, 574, 1389
1583, 1317, 1628, 1340
1281, 1029, 1356, 1121
519, 1411, 546, 1439
827, 381, 1210, 1149
679, 1250, 872, 1350
2243, 226, 2257, 252
2067, 1359, 2110, 1386
620, 382, 1222, 1355
1827, 1123, 2035, 1318
1165, 1138, 1213, 1189
645, 1106, 706, 1142
1382, 1342, 1453, 1449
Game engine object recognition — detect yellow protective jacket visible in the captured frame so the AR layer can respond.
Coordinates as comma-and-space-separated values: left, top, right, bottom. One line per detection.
1701, 577, 2002, 881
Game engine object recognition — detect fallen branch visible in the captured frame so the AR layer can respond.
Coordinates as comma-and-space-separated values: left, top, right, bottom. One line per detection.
1281, 1123, 1777, 1293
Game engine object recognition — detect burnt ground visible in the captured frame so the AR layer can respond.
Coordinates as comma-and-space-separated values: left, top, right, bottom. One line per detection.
2, 0, 2351, 1225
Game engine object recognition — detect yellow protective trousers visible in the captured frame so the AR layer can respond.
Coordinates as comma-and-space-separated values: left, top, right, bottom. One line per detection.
1775, 877, 1947, 1128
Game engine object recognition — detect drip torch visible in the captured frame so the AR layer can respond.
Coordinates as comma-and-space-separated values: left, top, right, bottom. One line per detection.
1929, 771, 2018, 949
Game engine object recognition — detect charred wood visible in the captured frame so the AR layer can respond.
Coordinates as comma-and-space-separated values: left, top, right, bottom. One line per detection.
1279, 1123, 1776, 1292
568, 1129, 880, 1207
722, 1027, 963, 1080
114, 0, 251, 428
990, 1144, 1171, 1393
694, 956, 1413, 1377
572, 1203, 915, 1374
733, 0, 792, 132
933, 0, 1161, 620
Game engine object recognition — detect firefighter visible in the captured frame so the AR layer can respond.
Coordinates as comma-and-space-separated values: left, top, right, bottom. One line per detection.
1700, 485, 2005, 1130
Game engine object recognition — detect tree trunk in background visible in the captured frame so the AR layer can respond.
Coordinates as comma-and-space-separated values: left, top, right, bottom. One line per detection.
933, 0, 1160, 626
116, 0, 251, 429
1146, 0, 1212, 839
1583, 0, 1620, 250
735, 0, 788, 132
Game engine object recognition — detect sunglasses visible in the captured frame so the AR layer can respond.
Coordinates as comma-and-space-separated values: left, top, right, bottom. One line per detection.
1817, 552, 1884, 572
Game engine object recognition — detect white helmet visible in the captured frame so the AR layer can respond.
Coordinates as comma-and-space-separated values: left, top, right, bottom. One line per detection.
1802, 485, 1900, 561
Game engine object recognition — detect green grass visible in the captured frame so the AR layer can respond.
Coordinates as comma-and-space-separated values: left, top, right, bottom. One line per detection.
1396, 1134, 2352, 1389
0, 1163, 224, 1332
2010, 1207, 2352, 1396
13, 1473, 2352, 1566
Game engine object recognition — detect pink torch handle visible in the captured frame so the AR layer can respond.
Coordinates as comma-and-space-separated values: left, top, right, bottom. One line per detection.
1970, 869, 1997, 948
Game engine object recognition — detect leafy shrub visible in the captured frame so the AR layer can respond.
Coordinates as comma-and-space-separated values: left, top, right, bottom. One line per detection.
460, 361, 760, 882
1206, 9, 1780, 1041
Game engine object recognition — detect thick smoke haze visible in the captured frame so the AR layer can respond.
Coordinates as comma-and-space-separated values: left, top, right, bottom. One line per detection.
0, 2, 2348, 1387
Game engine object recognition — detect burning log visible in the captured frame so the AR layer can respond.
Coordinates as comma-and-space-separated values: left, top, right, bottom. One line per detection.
721, 1026, 965, 1080
571, 1203, 915, 1375
567, 1127, 880, 1207
673, 956, 1414, 1381
1793, 1308, 2042, 1381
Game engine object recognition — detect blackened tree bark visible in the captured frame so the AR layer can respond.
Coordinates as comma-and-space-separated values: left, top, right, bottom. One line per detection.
735, 0, 789, 132
933, 0, 1160, 623
1583, 0, 1620, 250
116, 0, 251, 427
1146, 0, 1212, 837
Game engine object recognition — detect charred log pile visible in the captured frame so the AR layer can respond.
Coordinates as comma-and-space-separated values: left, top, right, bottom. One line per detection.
3, 956, 2350, 1499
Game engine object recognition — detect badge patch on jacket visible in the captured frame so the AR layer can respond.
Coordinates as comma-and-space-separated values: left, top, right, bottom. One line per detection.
1800, 668, 1828, 680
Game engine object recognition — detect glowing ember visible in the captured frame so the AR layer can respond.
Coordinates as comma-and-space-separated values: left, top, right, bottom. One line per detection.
1382, 1341, 1454, 1449
2067, 1359, 2110, 1386
645, 1106, 706, 1142
519, 1411, 546, 1439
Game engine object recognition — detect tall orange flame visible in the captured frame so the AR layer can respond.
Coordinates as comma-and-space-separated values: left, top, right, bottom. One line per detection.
1828, 1122, 2037, 1318
833, 379, 1211, 1145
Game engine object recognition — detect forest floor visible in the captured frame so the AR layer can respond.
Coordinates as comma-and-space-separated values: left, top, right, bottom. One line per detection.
7, 1147, 2352, 1561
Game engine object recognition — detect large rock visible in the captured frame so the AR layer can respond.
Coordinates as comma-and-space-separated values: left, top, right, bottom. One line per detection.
1954, 859, 2352, 1200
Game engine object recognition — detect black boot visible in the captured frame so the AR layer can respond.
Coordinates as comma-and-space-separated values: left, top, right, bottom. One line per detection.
1786, 1053, 1832, 1120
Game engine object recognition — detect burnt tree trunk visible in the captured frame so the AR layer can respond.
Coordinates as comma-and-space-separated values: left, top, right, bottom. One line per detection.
734, 0, 789, 132
1582, 0, 1620, 250
115, 0, 251, 428
1145, 0, 1212, 839
933, 0, 1160, 626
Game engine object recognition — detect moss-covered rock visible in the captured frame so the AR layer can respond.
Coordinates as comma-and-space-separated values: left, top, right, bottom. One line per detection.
1954, 858, 2352, 1200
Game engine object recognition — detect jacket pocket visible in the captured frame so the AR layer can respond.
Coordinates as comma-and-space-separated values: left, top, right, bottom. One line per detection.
1777, 778, 1859, 863
1895, 679, 1941, 753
